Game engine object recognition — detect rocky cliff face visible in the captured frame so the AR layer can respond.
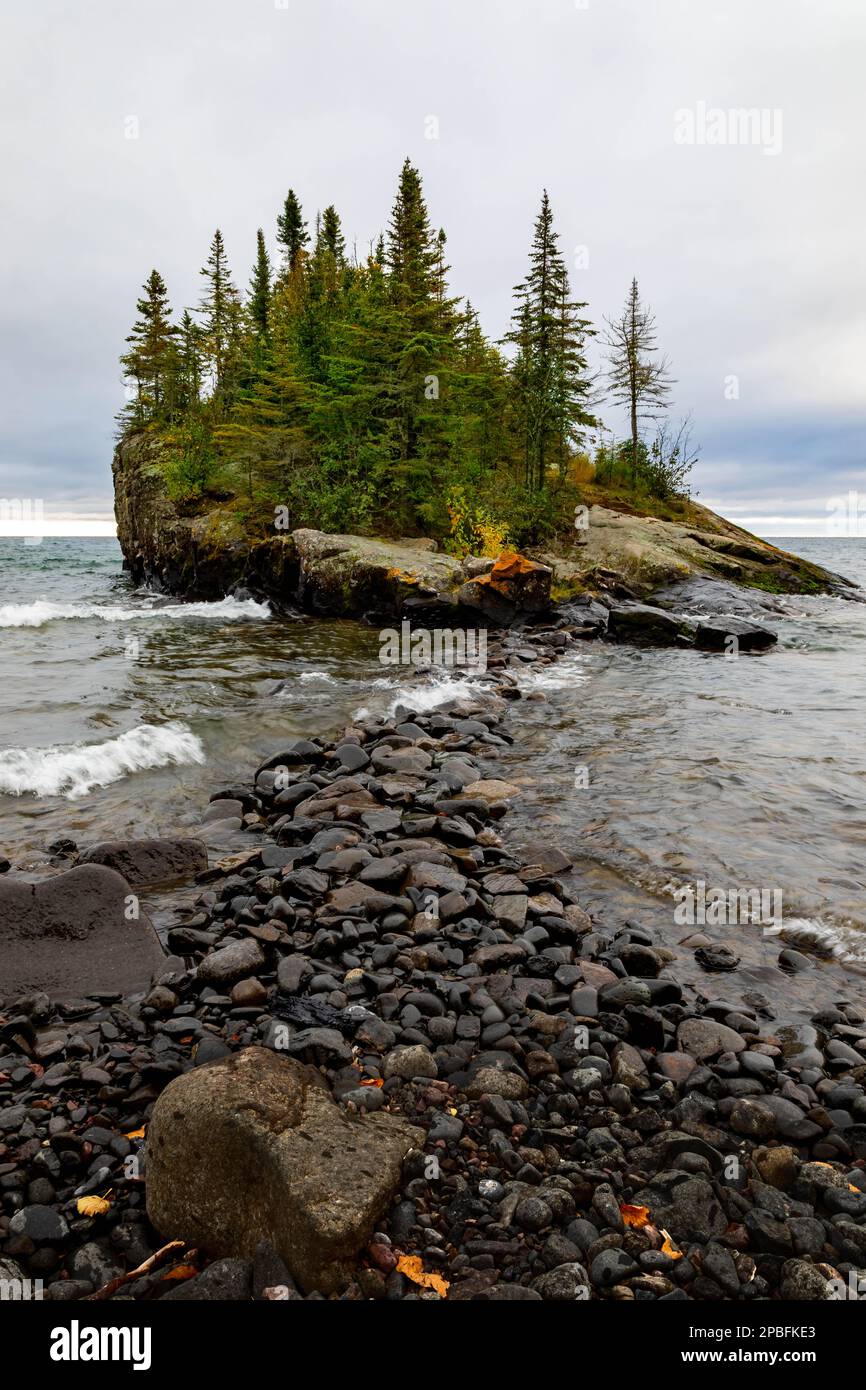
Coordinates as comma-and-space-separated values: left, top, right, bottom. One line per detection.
113, 433, 855, 620
112, 434, 298, 602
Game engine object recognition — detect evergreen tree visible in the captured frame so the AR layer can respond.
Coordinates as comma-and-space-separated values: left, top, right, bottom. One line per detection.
276, 189, 309, 274
119, 269, 176, 428
175, 309, 203, 412
603, 277, 673, 486
383, 159, 459, 524
197, 229, 240, 400
248, 229, 272, 347
505, 191, 595, 491
320, 205, 346, 263
387, 159, 439, 313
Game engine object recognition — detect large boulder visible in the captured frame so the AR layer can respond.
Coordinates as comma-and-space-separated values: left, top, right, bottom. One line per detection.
79, 837, 207, 887
146, 1047, 423, 1295
458, 551, 552, 624
0, 865, 165, 1003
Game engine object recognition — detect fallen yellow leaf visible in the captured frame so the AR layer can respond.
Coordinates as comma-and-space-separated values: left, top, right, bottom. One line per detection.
77, 1196, 110, 1217
396, 1255, 449, 1297
620, 1203, 650, 1228
125, 1127, 146, 1140
660, 1229, 683, 1261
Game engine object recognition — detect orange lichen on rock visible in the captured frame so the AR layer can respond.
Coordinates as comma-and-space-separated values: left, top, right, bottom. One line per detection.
491, 550, 539, 580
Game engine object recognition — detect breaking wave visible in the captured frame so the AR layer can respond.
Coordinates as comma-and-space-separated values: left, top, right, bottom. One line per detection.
0, 722, 206, 799
0, 595, 271, 629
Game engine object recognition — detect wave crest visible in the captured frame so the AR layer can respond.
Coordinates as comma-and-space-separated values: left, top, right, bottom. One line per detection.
0, 595, 271, 628
0, 722, 206, 799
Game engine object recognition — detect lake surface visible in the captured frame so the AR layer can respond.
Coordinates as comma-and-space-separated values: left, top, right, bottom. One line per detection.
2, 535, 866, 997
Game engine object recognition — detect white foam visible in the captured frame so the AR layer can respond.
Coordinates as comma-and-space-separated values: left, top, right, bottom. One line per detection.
299, 670, 339, 685
0, 722, 206, 799
775, 915, 866, 967
352, 667, 491, 722
0, 595, 270, 628
521, 651, 590, 692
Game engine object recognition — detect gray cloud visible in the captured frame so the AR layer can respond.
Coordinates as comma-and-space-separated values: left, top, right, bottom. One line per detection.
0, 0, 863, 532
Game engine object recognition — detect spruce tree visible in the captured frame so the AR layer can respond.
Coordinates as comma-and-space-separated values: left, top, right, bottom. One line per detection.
175, 309, 203, 412
383, 159, 459, 525
119, 269, 176, 428
505, 191, 594, 491
197, 229, 239, 399
387, 159, 439, 313
603, 278, 673, 487
248, 229, 272, 348
320, 205, 346, 264
276, 189, 309, 274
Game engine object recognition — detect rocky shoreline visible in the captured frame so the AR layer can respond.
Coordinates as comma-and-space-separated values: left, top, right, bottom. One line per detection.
3, 617, 866, 1303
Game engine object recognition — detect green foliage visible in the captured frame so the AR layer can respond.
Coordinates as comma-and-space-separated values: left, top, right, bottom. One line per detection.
505, 191, 595, 491
118, 162, 696, 544
595, 419, 698, 502
162, 415, 219, 504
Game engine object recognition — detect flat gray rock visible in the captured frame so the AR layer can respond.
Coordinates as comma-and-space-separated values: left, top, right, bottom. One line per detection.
678, 1016, 747, 1059
0, 865, 165, 1002
80, 837, 207, 887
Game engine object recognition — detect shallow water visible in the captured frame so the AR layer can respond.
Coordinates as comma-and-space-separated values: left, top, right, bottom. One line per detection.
2, 536, 866, 1004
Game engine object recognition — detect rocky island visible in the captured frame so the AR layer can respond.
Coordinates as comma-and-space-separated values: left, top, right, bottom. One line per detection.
3, 158, 865, 1314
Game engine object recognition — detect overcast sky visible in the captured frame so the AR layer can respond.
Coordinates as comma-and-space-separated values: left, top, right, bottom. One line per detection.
0, 0, 863, 536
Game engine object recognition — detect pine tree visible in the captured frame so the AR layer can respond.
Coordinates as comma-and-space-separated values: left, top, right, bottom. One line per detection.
382, 159, 460, 525
197, 229, 240, 400
319, 205, 346, 264
603, 277, 673, 487
505, 191, 595, 491
248, 229, 272, 348
276, 189, 309, 274
119, 269, 176, 428
175, 310, 203, 412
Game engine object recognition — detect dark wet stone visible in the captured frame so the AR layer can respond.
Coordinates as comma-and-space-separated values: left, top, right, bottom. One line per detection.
9, 1205, 69, 1242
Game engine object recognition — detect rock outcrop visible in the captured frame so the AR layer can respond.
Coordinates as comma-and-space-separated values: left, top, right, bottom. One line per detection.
146, 1047, 423, 1294
457, 551, 552, 623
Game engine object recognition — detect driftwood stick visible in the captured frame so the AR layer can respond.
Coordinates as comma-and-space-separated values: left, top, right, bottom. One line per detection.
83, 1238, 187, 1301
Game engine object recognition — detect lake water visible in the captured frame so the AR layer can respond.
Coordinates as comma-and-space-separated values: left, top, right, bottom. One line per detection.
2, 535, 866, 1001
